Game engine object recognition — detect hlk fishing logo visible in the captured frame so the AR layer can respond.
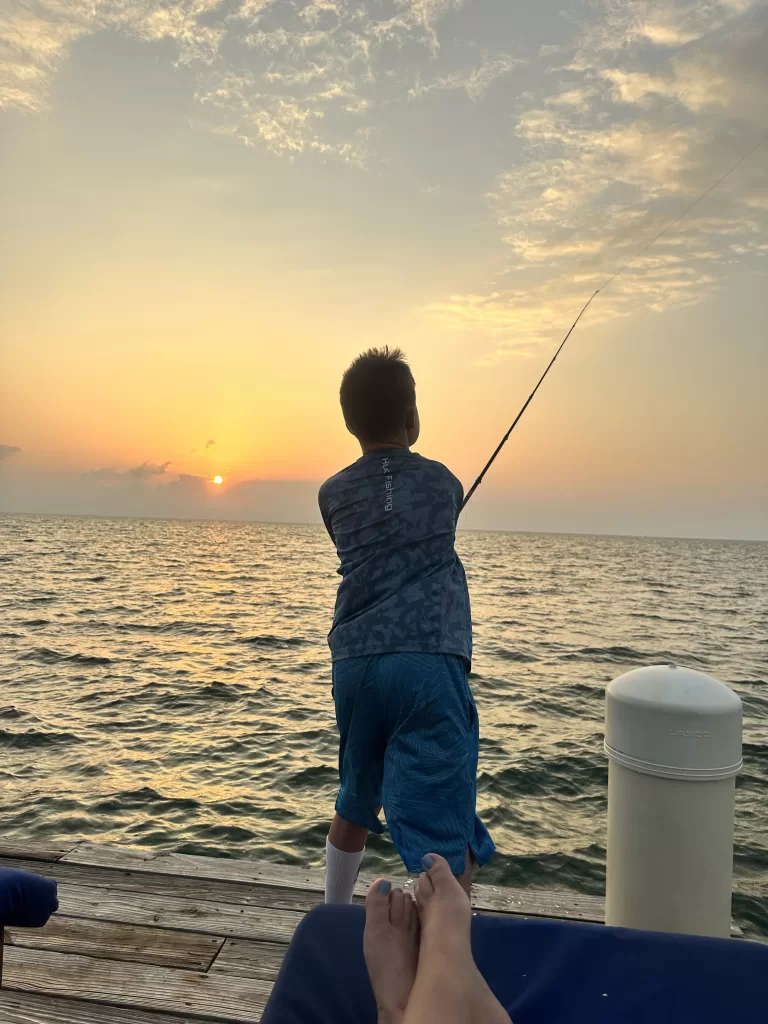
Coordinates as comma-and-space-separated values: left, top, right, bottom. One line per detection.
382, 457, 393, 512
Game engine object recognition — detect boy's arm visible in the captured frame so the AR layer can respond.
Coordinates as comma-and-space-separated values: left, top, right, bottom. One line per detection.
318, 484, 336, 544
449, 470, 465, 525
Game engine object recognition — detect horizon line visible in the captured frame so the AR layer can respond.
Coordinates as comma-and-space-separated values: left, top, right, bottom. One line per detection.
2, 510, 765, 546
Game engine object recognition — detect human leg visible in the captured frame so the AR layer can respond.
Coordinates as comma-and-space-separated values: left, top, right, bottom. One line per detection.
363, 879, 419, 1024
404, 853, 511, 1024
326, 815, 368, 904
326, 658, 387, 904
380, 654, 494, 889
453, 847, 474, 899
329, 813, 369, 853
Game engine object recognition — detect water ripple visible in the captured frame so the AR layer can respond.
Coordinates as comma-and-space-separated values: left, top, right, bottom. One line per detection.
0, 513, 766, 937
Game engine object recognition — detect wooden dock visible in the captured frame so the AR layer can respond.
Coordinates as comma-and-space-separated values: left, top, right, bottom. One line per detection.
0, 840, 648, 1022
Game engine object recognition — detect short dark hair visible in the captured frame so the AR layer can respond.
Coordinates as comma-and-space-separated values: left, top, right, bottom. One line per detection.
340, 347, 416, 442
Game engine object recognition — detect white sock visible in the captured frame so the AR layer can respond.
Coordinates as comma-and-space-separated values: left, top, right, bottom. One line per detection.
324, 838, 364, 904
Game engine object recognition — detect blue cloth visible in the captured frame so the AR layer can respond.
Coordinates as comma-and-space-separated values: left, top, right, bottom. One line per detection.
333, 652, 494, 873
319, 449, 471, 667
0, 868, 58, 927
261, 904, 768, 1024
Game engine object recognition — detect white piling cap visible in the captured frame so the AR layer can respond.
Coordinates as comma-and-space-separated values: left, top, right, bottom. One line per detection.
604, 665, 742, 780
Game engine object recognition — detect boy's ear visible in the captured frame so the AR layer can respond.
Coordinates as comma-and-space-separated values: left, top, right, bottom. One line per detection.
405, 407, 417, 430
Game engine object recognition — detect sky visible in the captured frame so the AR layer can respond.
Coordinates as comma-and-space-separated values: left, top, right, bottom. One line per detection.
1, 0, 766, 540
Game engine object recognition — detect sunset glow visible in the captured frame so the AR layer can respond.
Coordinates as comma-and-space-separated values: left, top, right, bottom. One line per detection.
0, 0, 766, 539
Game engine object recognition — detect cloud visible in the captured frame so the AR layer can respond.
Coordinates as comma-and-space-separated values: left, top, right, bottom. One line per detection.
0, 1, 225, 114
1, 0, 509, 164
0, 444, 21, 462
598, 22, 768, 118
3, 465, 326, 524
205, 439, 216, 449
159, 472, 208, 498
575, 0, 760, 56
430, 0, 768, 356
2, 0, 765, 359
129, 460, 172, 480
408, 53, 522, 102
426, 251, 721, 358
546, 88, 595, 112
199, 77, 368, 161
84, 460, 172, 485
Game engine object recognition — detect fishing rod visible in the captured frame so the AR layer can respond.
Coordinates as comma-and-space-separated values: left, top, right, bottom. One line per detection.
460, 289, 598, 510
460, 132, 768, 512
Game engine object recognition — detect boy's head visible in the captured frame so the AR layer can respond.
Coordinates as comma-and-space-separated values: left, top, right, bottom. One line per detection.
340, 346, 419, 449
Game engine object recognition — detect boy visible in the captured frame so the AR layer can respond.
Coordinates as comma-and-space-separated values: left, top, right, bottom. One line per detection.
319, 347, 494, 903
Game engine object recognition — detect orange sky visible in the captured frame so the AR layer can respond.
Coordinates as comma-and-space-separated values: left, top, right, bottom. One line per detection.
1, 0, 766, 538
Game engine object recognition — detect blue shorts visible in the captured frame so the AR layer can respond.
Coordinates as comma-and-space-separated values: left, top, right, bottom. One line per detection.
332, 652, 495, 875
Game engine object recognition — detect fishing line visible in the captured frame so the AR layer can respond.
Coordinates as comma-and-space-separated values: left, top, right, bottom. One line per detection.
460, 289, 598, 510
460, 132, 768, 512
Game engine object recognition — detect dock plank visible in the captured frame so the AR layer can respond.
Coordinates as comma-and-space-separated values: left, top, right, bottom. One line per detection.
62, 842, 606, 922
209, 939, 286, 982
3, 946, 272, 1023
0, 857, 323, 915
0, 989, 214, 1024
474, 885, 604, 923
62, 843, 324, 892
0, 843, 78, 863
56, 882, 303, 943
5, 916, 222, 970
16, 841, 743, 934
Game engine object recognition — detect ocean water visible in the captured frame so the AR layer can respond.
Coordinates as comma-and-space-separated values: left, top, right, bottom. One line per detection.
0, 514, 766, 937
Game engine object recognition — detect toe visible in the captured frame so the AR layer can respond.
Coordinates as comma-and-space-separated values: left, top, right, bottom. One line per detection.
415, 877, 432, 913
416, 852, 460, 909
389, 887, 405, 926
403, 892, 417, 933
365, 878, 392, 924
420, 853, 454, 890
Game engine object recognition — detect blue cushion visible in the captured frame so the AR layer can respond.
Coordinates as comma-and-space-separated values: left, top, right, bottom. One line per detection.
261, 904, 768, 1024
0, 868, 59, 928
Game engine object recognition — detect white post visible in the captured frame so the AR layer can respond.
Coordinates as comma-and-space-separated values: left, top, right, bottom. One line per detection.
604, 665, 742, 938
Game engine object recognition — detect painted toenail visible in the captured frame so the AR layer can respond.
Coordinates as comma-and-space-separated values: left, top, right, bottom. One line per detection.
421, 855, 435, 870
394, 887, 403, 893
378, 880, 392, 894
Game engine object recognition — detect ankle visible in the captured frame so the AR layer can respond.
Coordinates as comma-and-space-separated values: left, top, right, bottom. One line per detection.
325, 838, 364, 904
377, 1008, 406, 1024
420, 918, 470, 957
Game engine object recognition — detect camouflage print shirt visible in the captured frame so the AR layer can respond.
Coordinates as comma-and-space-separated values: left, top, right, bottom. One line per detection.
318, 449, 472, 667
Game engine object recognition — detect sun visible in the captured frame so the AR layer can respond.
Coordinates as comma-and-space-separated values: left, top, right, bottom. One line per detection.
212, 475, 223, 485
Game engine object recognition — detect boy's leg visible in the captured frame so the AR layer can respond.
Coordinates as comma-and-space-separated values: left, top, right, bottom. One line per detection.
381, 653, 494, 892
454, 847, 474, 898
326, 804, 384, 902
325, 814, 368, 904
326, 657, 387, 904
329, 813, 369, 853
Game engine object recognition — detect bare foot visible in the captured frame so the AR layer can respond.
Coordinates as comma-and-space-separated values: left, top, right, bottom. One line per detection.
406, 854, 511, 1024
364, 879, 420, 1024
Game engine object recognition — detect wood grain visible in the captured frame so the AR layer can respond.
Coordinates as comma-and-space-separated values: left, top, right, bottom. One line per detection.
5, 916, 222, 970
0, 839, 749, 1024
61, 842, 606, 921
209, 938, 286, 982
3, 946, 272, 1023
0, 857, 323, 915
0, 844, 78, 864
0, 989, 214, 1024
62, 843, 325, 892
56, 882, 303, 943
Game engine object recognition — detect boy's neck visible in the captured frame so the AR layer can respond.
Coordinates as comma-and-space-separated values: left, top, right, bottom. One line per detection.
359, 438, 410, 455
